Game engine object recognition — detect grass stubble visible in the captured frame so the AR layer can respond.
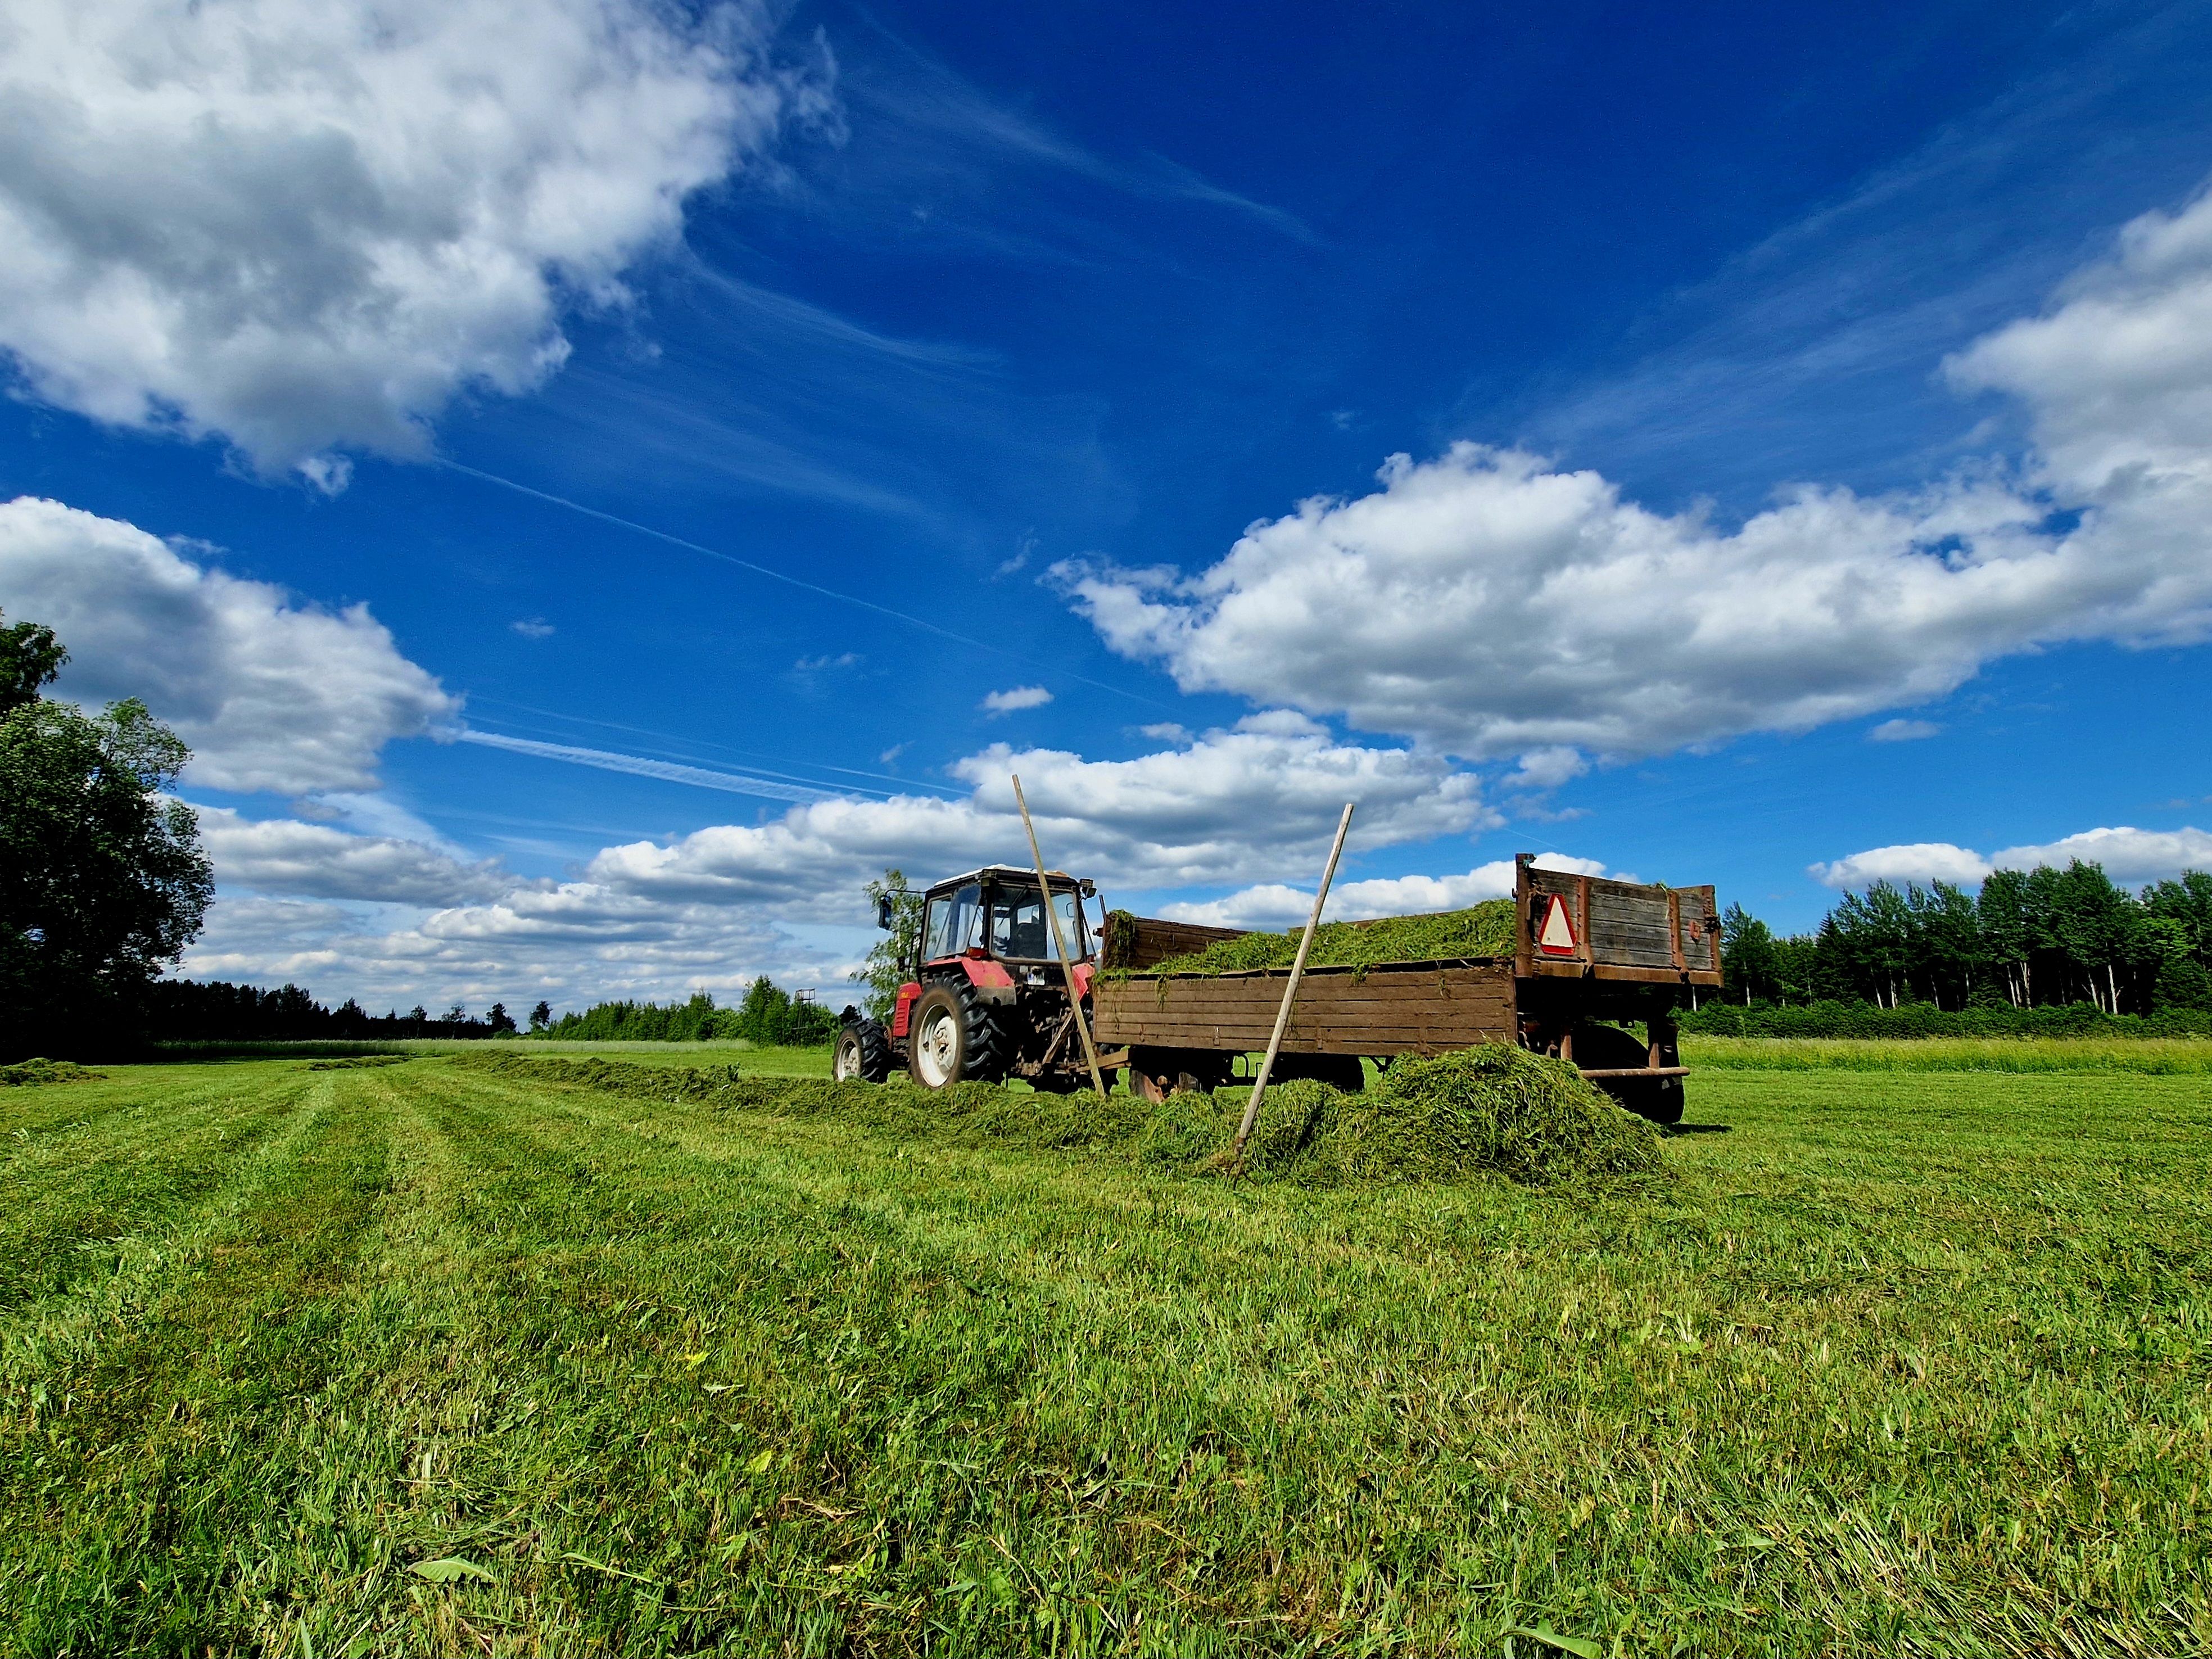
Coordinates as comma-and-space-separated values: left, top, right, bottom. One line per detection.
0, 1048, 2205, 1656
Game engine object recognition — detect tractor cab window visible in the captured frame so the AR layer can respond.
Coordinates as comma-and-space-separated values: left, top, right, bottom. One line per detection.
921, 883, 983, 961
988, 884, 1090, 961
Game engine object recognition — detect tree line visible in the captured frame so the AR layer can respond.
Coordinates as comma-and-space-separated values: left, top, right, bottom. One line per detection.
539, 979, 838, 1046
1720, 861, 2212, 1016
146, 979, 521, 1042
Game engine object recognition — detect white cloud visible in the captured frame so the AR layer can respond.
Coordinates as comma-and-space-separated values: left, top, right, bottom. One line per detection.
1504, 745, 1589, 790
1991, 826, 2212, 885
0, 0, 824, 482
1810, 825, 2212, 889
586, 715, 1491, 918
1138, 722, 1192, 744
1160, 853, 1607, 930
170, 716, 1498, 1010
1867, 718, 1940, 742
512, 618, 556, 640
981, 684, 1053, 715
197, 806, 518, 905
1057, 183, 2212, 761
1946, 186, 2212, 496
0, 496, 455, 792
1808, 842, 1997, 890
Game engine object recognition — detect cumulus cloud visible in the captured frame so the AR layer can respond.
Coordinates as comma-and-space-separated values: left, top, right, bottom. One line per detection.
587, 714, 1492, 918
0, 0, 824, 481
981, 684, 1053, 715
1057, 183, 2212, 761
197, 806, 517, 905
1867, 718, 1940, 743
0, 496, 455, 792
171, 715, 1500, 1009
1159, 853, 1608, 930
1810, 825, 2212, 889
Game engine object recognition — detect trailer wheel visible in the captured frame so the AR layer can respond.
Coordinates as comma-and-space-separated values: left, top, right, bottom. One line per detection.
834, 1018, 892, 1083
1572, 1021, 1684, 1125
907, 984, 1010, 1088
1268, 1053, 1366, 1092
1127, 1046, 1228, 1103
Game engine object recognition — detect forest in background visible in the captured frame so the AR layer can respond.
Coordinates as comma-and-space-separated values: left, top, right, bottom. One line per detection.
1717, 861, 2211, 1018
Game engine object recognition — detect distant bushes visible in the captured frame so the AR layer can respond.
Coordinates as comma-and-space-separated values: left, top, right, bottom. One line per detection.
1679, 998, 2212, 1041
538, 979, 836, 1047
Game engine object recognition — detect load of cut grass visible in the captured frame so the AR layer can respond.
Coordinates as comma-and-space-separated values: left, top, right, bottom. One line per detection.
0, 1057, 105, 1087
1137, 899, 1518, 977
1317, 1044, 1666, 1186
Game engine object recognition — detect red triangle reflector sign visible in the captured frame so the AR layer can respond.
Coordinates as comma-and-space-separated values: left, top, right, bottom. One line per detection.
1537, 893, 1578, 956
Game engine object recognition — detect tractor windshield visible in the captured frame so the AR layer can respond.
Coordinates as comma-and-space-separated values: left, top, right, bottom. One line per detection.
921, 883, 983, 961
988, 884, 1090, 962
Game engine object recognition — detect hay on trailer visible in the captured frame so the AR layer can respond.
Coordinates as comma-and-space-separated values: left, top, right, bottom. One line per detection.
1137, 899, 1518, 977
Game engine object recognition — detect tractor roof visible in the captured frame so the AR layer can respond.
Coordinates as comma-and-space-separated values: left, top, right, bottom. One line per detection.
924, 865, 1080, 896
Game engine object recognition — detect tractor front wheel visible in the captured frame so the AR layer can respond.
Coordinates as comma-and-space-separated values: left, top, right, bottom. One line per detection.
906, 984, 1010, 1088
833, 1017, 892, 1083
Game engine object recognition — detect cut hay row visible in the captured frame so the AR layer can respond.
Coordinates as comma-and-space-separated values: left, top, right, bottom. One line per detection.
455, 1044, 1668, 1189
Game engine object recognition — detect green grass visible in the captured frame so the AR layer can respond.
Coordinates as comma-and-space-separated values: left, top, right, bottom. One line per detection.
2, 1057, 2207, 1656
1684, 1034, 2212, 1073
145, 1038, 838, 1075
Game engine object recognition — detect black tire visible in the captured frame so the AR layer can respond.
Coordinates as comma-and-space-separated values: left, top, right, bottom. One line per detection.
906, 983, 1010, 1088
1572, 1021, 1684, 1125
833, 1017, 892, 1083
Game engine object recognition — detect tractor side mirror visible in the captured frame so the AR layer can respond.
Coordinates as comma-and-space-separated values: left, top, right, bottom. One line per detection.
876, 896, 895, 930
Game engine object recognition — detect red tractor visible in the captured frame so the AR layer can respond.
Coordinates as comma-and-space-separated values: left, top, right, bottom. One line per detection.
835, 865, 1102, 1091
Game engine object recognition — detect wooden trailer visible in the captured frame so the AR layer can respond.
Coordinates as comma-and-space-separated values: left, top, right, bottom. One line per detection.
1093, 855, 1722, 1122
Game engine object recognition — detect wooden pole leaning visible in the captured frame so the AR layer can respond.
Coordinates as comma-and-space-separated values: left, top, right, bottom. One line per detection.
1231, 801, 1355, 1171
1010, 774, 1111, 1099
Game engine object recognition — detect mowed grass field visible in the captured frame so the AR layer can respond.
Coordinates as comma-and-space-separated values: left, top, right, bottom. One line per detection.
1, 1052, 2206, 1657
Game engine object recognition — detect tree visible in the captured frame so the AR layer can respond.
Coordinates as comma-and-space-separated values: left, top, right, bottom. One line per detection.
529, 1000, 552, 1033
1, 656, 214, 1057
1, 613, 68, 716
487, 1001, 517, 1035
857, 867, 924, 1020
1720, 902, 1777, 1005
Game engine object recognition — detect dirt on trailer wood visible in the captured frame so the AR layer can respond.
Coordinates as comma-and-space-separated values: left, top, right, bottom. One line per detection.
1130, 899, 1519, 977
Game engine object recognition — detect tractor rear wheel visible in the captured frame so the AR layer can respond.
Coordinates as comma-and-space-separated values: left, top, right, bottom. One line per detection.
906, 984, 1010, 1088
833, 1017, 892, 1083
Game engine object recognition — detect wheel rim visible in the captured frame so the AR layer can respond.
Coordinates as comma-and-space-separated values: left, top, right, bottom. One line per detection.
915, 1006, 958, 1087
833, 1035, 856, 1080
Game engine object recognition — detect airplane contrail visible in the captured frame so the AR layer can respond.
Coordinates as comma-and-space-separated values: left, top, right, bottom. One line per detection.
455, 731, 846, 805
437, 460, 1168, 708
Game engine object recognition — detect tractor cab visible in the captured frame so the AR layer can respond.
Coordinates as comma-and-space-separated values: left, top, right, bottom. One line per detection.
839, 865, 1103, 1090
907, 866, 1095, 977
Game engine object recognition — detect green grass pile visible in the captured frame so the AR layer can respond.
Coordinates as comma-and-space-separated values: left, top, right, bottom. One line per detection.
456, 1048, 1660, 1189
1330, 1045, 1666, 1185
0, 1057, 104, 1087
1136, 898, 1517, 976
463, 1052, 745, 1102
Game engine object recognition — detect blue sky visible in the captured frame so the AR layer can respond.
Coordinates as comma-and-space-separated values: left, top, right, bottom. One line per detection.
3, 0, 2210, 1011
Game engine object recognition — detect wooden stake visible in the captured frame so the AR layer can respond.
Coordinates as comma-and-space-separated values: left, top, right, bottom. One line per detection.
1010, 774, 1110, 1098
1231, 801, 1355, 1170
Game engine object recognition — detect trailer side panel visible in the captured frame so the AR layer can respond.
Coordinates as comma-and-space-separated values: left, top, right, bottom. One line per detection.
1094, 959, 1516, 1056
